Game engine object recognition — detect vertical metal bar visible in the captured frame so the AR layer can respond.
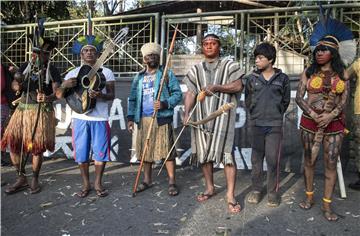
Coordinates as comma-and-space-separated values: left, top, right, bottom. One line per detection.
196, 8, 202, 54
234, 14, 238, 61
160, 15, 166, 65
274, 12, 279, 68
239, 13, 244, 68
340, 8, 344, 21
150, 16, 153, 42
25, 27, 29, 63
154, 12, 160, 43
246, 13, 250, 73
274, 12, 279, 50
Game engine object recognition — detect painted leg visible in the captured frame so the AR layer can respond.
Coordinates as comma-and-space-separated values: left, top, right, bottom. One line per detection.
321, 134, 343, 221
299, 131, 316, 210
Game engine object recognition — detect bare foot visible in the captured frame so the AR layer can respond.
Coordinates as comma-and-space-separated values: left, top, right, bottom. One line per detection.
299, 198, 314, 210
227, 201, 241, 213
322, 204, 338, 221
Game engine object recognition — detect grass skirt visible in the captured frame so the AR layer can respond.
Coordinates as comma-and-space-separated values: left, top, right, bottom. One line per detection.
136, 117, 175, 163
1, 103, 55, 155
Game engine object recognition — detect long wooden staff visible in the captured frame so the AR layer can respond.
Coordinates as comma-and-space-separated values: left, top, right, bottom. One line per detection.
132, 25, 179, 197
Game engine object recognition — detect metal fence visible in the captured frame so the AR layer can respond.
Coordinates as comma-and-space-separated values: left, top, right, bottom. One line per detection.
162, 3, 360, 76
1, 4, 360, 78
1, 13, 159, 79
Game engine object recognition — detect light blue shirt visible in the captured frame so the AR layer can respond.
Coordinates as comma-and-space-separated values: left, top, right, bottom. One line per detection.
141, 72, 155, 117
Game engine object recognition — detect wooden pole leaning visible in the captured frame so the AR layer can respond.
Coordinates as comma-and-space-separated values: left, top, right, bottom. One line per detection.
132, 24, 179, 197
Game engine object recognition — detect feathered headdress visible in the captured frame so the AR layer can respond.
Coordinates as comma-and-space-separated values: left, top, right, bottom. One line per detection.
26, 17, 57, 85
72, 15, 104, 55
310, 5, 356, 66
72, 35, 104, 55
29, 17, 57, 53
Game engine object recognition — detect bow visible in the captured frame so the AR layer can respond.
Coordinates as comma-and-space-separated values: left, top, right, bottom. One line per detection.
187, 102, 235, 126
157, 90, 235, 175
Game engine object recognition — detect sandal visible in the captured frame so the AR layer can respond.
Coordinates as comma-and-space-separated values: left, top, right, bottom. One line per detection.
76, 189, 91, 198
267, 194, 280, 207
4, 183, 29, 195
196, 192, 216, 202
136, 182, 152, 193
228, 201, 241, 213
168, 184, 179, 196
95, 189, 109, 198
247, 191, 261, 204
30, 186, 41, 194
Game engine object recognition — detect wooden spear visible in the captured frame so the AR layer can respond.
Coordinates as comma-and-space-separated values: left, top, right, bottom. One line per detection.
132, 24, 179, 197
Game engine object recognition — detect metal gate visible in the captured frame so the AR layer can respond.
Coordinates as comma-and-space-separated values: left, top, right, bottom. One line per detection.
162, 3, 360, 76
1, 13, 159, 79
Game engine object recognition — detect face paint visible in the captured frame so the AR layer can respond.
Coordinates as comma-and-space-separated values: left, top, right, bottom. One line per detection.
315, 47, 333, 65
144, 54, 160, 69
202, 40, 220, 59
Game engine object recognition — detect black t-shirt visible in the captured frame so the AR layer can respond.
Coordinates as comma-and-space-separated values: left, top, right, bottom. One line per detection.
18, 62, 61, 104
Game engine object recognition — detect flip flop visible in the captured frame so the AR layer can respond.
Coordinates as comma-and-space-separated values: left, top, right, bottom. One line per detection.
196, 192, 216, 202
4, 183, 29, 195
168, 184, 179, 196
136, 182, 152, 193
228, 201, 241, 213
76, 189, 91, 198
95, 189, 109, 197
30, 186, 41, 194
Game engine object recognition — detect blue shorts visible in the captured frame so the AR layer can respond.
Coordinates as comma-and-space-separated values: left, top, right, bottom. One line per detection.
72, 119, 111, 163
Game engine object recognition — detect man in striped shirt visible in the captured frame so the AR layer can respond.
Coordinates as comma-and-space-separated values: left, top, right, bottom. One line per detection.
183, 34, 244, 213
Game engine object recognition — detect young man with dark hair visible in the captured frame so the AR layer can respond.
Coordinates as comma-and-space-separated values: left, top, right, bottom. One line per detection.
244, 42, 290, 207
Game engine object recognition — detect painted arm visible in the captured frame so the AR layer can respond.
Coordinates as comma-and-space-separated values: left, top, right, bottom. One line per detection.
295, 70, 319, 121
317, 81, 348, 128
331, 80, 349, 118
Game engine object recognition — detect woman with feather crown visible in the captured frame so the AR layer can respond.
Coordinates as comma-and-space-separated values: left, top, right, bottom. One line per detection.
295, 6, 356, 221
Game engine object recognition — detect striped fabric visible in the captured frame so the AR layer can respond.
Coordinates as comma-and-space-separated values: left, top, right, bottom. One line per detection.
183, 58, 244, 165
